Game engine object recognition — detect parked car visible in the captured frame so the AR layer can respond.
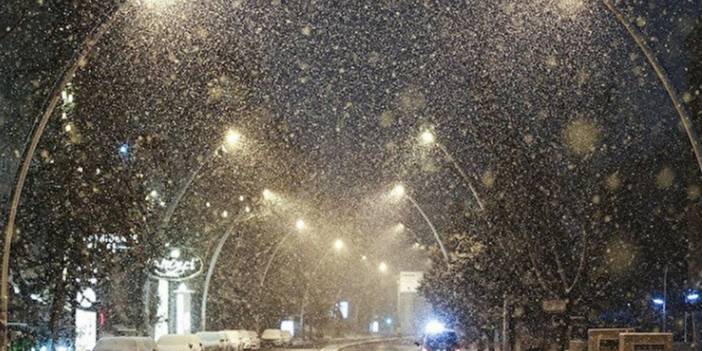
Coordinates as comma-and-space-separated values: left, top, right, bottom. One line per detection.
260, 329, 285, 348
94, 336, 157, 351
157, 334, 203, 351
280, 331, 292, 346
220, 330, 245, 351
196, 332, 229, 351
243, 331, 260, 350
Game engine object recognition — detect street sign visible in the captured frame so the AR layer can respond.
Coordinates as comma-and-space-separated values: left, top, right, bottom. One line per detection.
542, 299, 568, 313
148, 247, 203, 281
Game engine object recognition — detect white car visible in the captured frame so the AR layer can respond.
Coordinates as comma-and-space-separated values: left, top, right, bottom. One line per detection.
196, 332, 229, 351
157, 334, 203, 351
244, 331, 260, 350
280, 331, 292, 346
260, 329, 286, 347
94, 336, 157, 351
220, 330, 245, 351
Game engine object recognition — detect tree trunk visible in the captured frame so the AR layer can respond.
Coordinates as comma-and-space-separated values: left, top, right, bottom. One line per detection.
489, 329, 496, 351
557, 301, 573, 351
48, 272, 67, 351
479, 331, 488, 351
509, 313, 517, 351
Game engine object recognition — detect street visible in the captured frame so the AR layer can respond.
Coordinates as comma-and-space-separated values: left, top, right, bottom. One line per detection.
3, 1, 702, 351
339, 340, 417, 351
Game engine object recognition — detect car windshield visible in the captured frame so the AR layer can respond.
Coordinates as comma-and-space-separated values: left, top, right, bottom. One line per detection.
2, 2, 702, 351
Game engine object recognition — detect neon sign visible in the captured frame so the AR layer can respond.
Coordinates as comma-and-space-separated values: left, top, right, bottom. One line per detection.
148, 248, 203, 281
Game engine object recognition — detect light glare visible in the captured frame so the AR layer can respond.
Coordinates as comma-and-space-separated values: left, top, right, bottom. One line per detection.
262, 189, 277, 201
425, 320, 446, 334
295, 219, 306, 231
420, 130, 436, 145
223, 129, 242, 150
394, 223, 405, 233
390, 183, 406, 199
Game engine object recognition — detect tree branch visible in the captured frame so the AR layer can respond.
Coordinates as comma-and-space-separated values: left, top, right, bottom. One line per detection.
567, 230, 588, 294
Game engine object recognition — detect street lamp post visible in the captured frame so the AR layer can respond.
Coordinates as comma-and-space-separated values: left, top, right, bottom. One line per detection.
200, 209, 257, 331
419, 130, 485, 211
259, 218, 306, 289
299, 240, 344, 339
651, 266, 669, 332
602, 0, 702, 175
0, 2, 140, 347
157, 129, 242, 237
149, 128, 242, 331
390, 184, 449, 263
662, 266, 668, 332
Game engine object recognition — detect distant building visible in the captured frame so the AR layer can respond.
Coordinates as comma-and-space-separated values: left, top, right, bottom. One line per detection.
397, 271, 431, 335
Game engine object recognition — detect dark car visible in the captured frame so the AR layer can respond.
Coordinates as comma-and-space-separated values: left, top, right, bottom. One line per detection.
417, 330, 461, 351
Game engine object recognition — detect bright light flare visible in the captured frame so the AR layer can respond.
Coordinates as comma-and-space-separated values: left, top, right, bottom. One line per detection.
652, 298, 665, 306
169, 248, 181, 259
390, 183, 406, 199
223, 129, 242, 152
378, 262, 388, 273
425, 320, 446, 334
419, 130, 436, 145
295, 219, 306, 231
686, 292, 700, 303
262, 188, 280, 203
334, 239, 344, 251
142, 0, 180, 10
556, 0, 585, 16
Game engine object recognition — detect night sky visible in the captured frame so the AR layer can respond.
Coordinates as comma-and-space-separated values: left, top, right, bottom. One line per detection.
4, 0, 702, 270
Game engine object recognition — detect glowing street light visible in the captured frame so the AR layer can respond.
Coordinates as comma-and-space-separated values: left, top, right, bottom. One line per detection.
419, 129, 436, 145
295, 219, 307, 231
415, 129, 485, 211
385, 183, 449, 263
260, 217, 308, 291
361, 255, 368, 261
390, 183, 406, 200
157, 127, 249, 239
378, 262, 388, 273
170, 248, 181, 259
334, 239, 344, 251
222, 129, 242, 152
262, 188, 275, 201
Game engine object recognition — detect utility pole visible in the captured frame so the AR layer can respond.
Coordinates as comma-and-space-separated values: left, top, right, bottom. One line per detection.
663, 266, 668, 332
